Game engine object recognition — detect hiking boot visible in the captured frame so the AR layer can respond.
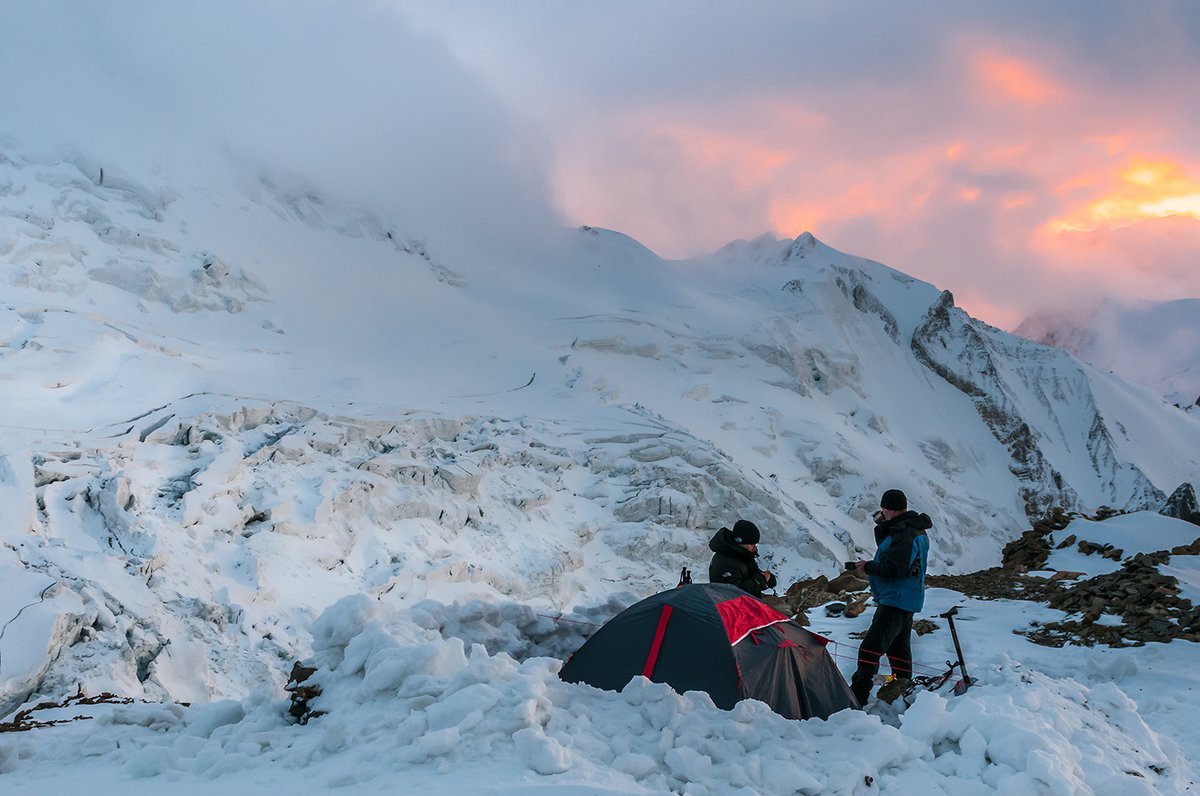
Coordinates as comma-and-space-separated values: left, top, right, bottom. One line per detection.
876, 677, 914, 704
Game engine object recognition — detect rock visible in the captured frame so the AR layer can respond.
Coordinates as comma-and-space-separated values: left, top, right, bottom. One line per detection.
1038, 551, 1195, 647
1002, 528, 1052, 571
1160, 483, 1200, 526
776, 573, 861, 616
824, 602, 846, 617
1171, 537, 1200, 556
926, 568, 1061, 602
1048, 570, 1085, 582
844, 595, 870, 618
875, 677, 913, 704
826, 571, 869, 594
285, 660, 324, 724
1055, 534, 1077, 549
913, 619, 938, 636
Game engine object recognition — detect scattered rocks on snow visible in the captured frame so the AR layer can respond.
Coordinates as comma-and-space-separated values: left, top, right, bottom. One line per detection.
0, 687, 168, 733
926, 568, 1061, 603
766, 571, 870, 623
945, 508, 1200, 648
1025, 553, 1200, 647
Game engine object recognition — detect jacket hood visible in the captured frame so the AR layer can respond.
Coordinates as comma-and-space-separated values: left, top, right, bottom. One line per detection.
881, 510, 932, 530
709, 528, 756, 558
905, 511, 933, 531
875, 511, 932, 545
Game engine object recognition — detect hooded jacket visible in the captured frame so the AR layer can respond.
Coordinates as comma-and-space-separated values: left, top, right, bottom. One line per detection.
707, 528, 777, 598
864, 511, 931, 613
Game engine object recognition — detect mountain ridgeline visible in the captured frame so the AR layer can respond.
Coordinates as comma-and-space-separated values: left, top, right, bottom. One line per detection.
1, 142, 1199, 710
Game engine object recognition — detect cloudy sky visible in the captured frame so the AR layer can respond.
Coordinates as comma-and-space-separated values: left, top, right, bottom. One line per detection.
3, 1, 1198, 329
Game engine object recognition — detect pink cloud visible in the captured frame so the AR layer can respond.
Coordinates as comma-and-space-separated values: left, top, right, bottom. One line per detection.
550, 39, 1199, 329
974, 53, 1067, 105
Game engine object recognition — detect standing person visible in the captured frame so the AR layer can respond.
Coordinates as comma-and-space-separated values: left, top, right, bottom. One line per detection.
848, 489, 931, 706
708, 519, 777, 598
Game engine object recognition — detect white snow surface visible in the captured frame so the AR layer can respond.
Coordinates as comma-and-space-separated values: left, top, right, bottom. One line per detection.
1042, 512, 1200, 579
1, 588, 1197, 795
2, 132, 1200, 793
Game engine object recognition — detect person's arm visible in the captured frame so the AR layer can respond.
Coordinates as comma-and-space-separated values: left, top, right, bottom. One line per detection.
864, 530, 914, 580
715, 561, 770, 594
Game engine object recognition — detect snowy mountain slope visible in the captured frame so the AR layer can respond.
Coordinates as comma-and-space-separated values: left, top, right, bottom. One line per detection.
3, 137, 1200, 759
1016, 298, 1200, 412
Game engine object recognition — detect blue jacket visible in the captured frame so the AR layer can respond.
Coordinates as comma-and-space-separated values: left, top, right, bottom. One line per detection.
865, 511, 931, 613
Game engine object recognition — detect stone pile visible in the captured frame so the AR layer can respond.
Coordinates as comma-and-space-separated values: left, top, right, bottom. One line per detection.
1076, 540, 1124, 560
1000, 506, 1086, 571
1171, 537, 1200, 556
1025, 553, 1200, 647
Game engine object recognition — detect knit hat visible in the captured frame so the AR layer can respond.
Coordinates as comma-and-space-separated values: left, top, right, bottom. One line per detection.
730, 519, 760, 544
880, 489, 907, 511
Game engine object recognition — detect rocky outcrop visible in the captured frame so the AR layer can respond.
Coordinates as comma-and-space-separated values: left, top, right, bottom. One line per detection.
835, 269, 900, 343
1159, 483, 1200, 526
911, 291, 1166, 520
912, 292, 1074, 518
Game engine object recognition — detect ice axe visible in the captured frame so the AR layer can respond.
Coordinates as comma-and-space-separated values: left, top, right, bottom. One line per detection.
940, 606, 973, 694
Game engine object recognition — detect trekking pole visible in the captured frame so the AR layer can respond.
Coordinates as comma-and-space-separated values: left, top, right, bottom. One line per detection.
939, 606, 972, 694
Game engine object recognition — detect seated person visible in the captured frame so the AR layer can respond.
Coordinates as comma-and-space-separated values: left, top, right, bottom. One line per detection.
708, 519, 776, 598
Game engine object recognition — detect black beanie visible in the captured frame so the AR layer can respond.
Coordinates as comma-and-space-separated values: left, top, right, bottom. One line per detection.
731, 519, 760, 544
880, 489, 908, 511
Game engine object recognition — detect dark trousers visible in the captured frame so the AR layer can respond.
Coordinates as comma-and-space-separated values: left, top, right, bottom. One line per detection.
850, 604, 913, 705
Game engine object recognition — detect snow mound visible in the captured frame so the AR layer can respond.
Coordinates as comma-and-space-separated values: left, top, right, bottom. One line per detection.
0, 594, 1191, 794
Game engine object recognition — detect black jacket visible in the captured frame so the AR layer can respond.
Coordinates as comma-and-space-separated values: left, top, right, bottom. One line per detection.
708, 528, 777, 598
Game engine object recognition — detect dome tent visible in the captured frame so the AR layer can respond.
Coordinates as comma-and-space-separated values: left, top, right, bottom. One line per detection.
559, 583, 858, 720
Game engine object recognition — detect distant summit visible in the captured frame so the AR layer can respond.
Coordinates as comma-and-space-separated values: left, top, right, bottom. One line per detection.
1017, 298, 1200, 411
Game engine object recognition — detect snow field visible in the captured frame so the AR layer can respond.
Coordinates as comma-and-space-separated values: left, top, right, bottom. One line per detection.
3, 592, 1194, 795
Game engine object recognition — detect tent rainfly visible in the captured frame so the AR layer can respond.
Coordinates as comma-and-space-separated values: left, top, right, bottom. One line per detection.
559, 582, 858, 720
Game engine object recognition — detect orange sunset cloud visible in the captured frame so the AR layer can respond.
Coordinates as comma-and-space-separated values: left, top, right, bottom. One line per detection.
1049, 157, 1200, 233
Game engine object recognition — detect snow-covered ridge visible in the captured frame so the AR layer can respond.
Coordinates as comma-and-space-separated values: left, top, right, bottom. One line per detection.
0, 150, 266, 315
1017, 297, 1200, 412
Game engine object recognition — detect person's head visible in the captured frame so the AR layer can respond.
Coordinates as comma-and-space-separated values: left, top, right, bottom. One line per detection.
879, 488, 907, 521
731, 519, 760, 552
